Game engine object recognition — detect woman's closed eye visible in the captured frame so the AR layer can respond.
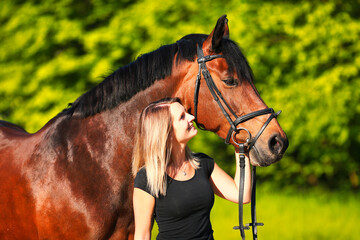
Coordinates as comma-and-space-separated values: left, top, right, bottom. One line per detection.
180, 113, 185, 120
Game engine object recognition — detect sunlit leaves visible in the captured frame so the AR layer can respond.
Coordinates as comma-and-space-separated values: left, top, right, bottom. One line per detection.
0, 0, 359, 190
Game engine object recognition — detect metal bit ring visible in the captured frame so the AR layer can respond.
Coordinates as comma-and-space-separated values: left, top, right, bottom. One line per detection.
231, 127, 252, 148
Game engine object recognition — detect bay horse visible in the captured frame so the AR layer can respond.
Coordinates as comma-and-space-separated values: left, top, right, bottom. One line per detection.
0, 15, 288, 239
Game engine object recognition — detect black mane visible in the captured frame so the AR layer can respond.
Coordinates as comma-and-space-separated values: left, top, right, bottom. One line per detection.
62, 34, 254, 118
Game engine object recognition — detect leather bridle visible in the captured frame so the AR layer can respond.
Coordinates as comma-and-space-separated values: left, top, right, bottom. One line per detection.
193, 44, 281, 240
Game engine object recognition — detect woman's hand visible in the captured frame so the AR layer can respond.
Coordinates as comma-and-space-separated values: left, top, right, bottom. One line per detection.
210, 152, 251, 204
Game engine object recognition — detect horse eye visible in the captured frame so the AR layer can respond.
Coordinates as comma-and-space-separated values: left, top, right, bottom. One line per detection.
222, 78, 238, 87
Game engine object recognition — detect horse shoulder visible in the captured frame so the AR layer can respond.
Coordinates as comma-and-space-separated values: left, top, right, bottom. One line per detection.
0, 121, 39, 239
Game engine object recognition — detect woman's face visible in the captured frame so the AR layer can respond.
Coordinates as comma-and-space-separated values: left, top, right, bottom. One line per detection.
170, 102, 197, 144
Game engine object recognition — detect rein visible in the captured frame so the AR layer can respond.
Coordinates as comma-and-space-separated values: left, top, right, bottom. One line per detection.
194, 44, 281, 240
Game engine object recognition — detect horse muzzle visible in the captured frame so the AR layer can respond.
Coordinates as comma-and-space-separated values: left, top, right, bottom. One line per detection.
249, 133, 289, 167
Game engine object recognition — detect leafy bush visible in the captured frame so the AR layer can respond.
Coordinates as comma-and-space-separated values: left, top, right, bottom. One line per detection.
0, 0, 359, 191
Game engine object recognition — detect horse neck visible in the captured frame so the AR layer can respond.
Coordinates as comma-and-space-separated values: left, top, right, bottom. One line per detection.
50, 75, 179, 168
108, 75, 179, 143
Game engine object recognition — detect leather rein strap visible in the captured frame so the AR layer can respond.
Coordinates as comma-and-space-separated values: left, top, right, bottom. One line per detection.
193, 44, 281, 240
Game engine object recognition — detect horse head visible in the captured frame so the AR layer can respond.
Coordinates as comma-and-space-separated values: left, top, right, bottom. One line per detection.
175, 15, 288, 167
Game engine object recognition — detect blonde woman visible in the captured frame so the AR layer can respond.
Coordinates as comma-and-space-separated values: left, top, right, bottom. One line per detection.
132, 98, 251, 240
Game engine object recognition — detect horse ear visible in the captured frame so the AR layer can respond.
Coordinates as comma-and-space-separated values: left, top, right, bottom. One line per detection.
203, 15, 229, 53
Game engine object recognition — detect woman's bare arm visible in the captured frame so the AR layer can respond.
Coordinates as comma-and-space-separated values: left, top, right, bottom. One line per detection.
210, 153, 251, 204
133, 188, 155, 240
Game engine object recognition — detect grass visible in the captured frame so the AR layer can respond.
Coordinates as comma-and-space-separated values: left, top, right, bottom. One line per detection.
151, 188, 360, 239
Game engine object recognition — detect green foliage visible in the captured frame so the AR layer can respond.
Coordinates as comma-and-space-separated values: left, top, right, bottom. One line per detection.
0, 0, 359, 191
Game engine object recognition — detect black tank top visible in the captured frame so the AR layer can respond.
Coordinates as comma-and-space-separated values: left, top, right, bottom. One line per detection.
134, 153, 215, 240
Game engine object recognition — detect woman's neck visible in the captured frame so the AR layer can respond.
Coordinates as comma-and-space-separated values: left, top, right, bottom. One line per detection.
171, 143, 187, 166
167, 143, 193, 180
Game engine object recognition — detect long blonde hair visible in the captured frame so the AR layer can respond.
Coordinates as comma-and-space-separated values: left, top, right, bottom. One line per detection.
132, 98, 199, 197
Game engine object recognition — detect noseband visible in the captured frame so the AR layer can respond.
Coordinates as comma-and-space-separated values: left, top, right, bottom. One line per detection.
193, 44, 281, 240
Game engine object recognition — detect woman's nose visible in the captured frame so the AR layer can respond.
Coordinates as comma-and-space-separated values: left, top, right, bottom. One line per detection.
187, 113, 195, 122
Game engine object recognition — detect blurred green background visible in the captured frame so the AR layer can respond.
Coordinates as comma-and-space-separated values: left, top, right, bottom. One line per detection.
1, 0, 359, 239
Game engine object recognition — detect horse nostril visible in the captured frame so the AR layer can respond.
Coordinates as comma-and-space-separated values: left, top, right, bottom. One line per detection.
269, 134, 287, 155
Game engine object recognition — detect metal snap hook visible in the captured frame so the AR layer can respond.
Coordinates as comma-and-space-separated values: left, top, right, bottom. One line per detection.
231, 127, 252, 147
